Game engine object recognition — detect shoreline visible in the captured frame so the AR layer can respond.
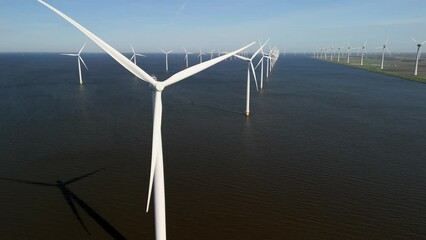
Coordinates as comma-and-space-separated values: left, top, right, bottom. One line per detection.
314, 57, 426, 84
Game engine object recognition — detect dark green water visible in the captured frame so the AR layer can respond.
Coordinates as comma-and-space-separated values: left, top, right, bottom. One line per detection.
0, 54, 425, 239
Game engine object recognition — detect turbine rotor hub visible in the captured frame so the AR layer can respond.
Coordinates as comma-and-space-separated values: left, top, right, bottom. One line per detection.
155, 82, 165, 91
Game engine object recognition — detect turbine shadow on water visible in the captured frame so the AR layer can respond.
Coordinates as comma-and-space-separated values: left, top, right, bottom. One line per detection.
0, 168, 127, 240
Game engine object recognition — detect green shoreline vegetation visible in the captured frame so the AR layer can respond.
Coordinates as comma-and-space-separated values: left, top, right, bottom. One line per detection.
315, 55, 426, 84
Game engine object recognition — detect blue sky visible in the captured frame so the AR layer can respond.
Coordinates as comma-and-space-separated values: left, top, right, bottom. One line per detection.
1, 0, 426, 53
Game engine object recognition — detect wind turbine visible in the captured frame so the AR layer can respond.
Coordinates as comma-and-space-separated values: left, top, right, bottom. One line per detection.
36, 1, 255, 240
346, 43, 351, 64
360, 40, 367, 66
255, 39, 270, 90
337, 46, 343, 62
208, 49, 215, 60
379, 38, 391, 70
160, 48, 173, 72
235, 40, 268, 117
198, 48, 206, 63
183, 48, 192, 68
130, 44, 146, 65
61, 43, 88, 85
411, 37, 426, 76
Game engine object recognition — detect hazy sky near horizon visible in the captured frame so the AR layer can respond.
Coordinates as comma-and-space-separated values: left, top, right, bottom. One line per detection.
1, 0, 426, 53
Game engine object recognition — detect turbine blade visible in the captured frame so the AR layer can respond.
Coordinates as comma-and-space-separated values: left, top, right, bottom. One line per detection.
60, 186, 90, 234
78, 42, 87, 55
163, 42, 255, 87
235, 54, 250, 61
386, 48, 391, 55
411, 37, 420, 44
255, 58, 263, 69
160, 48, 166, 54
422, 41, 426, 45
0, 177, 55, 187
167, 50, 174, 54
61, 54, 78, 56
250, 62, 259, 91
136, 54, 146, 57
64, 168, 105, 185
130, 55, 135, 61
131, 44, 136, 54
37, 0, 157, 85
146, 93, 163, 212
79, 56, 89, 70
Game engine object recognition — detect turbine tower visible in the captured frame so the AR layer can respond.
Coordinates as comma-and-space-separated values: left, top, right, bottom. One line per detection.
36, 2, 255, 240
411, 37, 426, 76
61, 43, 88, 85
130, 44, 146, 65
160, 49, 173, 72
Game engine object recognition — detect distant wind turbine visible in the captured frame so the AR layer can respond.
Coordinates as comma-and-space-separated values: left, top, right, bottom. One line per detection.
36, 2, 255, 240
130, 44, 146, 65
160, 48, 174, 72
198, 48, 206, 63
183, 48, 192, 68
411, 37, 426, 76
255, 39, 270, 90
360, 40, 367, 66
346, 43, 352, 64
337, 46, 344, 62
236, 40, 268, 117
378, 38, 391, 70
61, 43, 88, 85
208, 49, 215, 60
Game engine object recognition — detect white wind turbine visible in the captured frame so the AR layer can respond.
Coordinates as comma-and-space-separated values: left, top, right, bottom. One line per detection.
36, 1, 255, 240
265, 47, 275, 78
198, 48, 206, 63
411, 37, 426, 76
337, 46, 342, 62
378, 38, 391, 70
360, 40, 367, 66
61, 43, 88, 85
208, 49, 215, 60
255, 39, 270, 90
235, 40, 268, 117
130, 44, 146, 65
160, 48, 174, 72
183, 48, 192, 68
346, 43, 352, 64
